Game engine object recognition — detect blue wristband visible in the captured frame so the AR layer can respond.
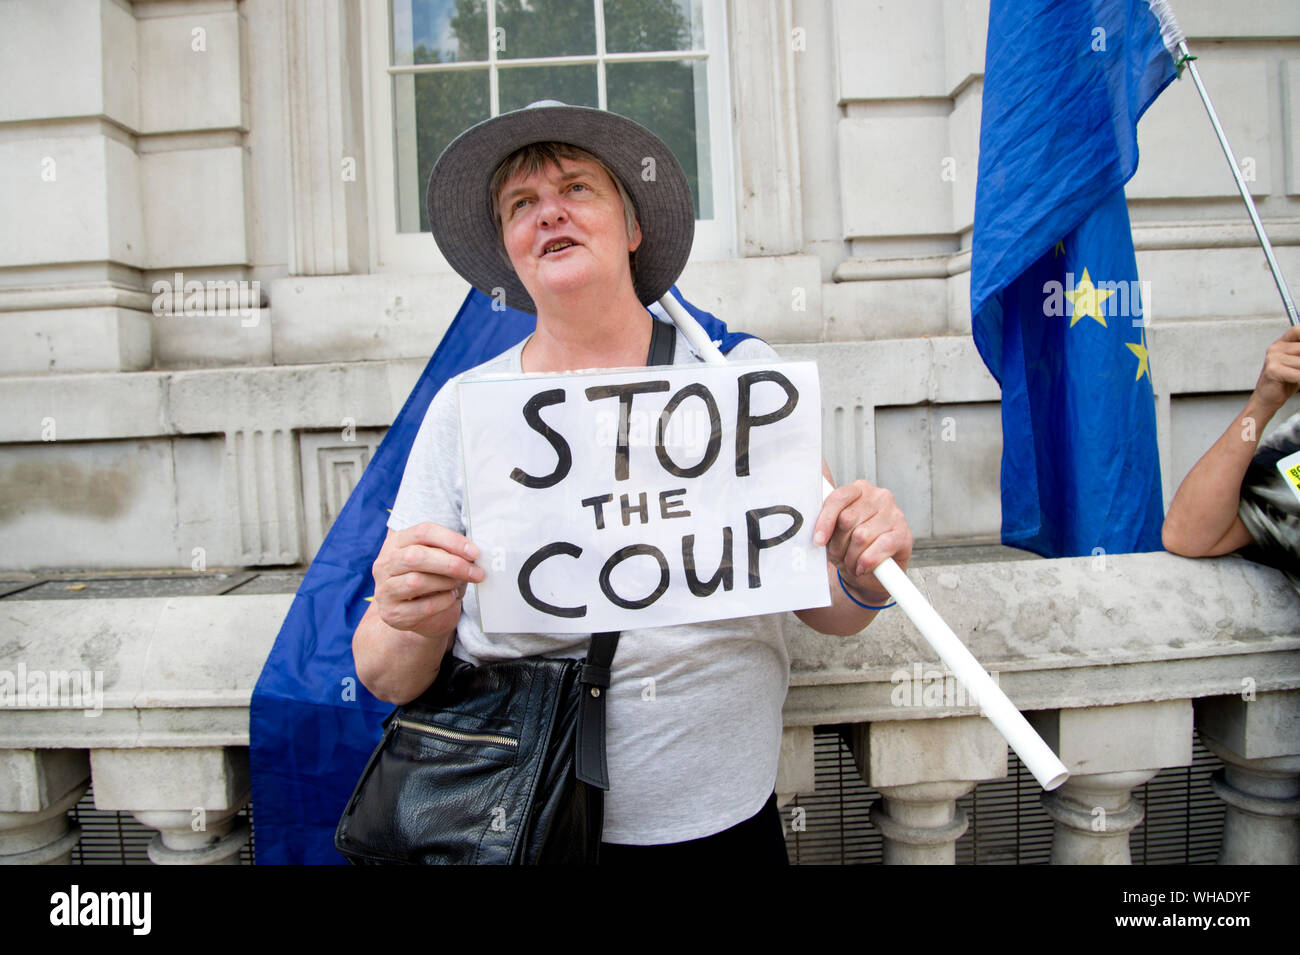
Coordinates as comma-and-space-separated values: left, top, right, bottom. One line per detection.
838, 569, 895, 611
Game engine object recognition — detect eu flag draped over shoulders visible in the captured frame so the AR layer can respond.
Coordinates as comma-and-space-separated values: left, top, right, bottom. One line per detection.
249, 286, 750, 864
971, 0, 1184, 557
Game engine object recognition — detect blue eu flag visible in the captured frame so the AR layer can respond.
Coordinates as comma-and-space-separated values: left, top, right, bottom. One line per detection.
971, 0, 1181, 557
249, 287, 751, 863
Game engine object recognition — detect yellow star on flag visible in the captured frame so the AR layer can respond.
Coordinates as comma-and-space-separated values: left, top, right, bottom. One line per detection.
1053, 240, 1066, 257
1126, 327, 1151, 382
1065, 267, 1115, 327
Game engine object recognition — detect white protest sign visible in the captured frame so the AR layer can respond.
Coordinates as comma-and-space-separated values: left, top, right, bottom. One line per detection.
459, 360, 830, 633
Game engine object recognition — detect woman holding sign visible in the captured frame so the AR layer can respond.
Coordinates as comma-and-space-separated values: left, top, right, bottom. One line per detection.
352, 102, 913, 863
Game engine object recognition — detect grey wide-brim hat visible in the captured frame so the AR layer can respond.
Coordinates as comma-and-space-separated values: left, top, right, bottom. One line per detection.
426, 101, 695, 315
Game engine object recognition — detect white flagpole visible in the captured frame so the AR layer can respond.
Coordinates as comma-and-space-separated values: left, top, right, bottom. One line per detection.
1146, 0, 1299, 326
656, 293, 1070, 791
1177, 43, 1298, 326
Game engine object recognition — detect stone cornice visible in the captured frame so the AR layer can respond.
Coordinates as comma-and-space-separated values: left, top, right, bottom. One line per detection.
1, 319, 1289, 443
835, 220, 1300, 282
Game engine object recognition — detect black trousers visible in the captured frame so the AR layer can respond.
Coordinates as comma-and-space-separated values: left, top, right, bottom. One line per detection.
598, 793, 789, 865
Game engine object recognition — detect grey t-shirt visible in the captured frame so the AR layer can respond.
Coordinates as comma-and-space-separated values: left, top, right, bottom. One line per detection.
389, 318, 792, 844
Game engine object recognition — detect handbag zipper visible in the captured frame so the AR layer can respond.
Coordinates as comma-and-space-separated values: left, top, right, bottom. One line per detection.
395, 716, 518, 749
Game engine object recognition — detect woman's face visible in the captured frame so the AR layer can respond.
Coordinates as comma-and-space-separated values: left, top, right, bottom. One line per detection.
496, 156, 642, 308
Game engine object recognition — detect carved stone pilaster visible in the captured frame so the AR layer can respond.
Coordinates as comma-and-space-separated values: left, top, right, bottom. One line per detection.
283, 0, 370, 274
226, 427, 304, 565
299, 428, 384, 560
728, 0, 802, 256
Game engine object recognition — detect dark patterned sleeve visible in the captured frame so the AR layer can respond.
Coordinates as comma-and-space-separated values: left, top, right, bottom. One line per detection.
1237, 410, 1300, 592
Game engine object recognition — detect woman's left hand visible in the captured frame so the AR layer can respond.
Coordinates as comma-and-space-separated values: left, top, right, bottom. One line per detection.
812, 479, 913, 605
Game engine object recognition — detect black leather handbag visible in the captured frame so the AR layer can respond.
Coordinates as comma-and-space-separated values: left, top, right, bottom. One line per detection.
335, 318, 677, 865
334, 632, 619, 864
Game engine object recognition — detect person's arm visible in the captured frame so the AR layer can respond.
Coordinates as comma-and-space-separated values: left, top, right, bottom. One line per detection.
794, 461, 914, 636
353, 523, 485, 704
1163, 327, 1300, 557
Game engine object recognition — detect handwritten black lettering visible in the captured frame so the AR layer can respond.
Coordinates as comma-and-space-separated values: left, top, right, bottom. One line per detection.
745, 505, 803, 588
735, 371, 799, 477
599, 544, 670, 610
682, 528, 734, 597
581, 493, 613, 529
620, 492, 649, 526
655, 383, 722, 478
659, 488, 690, 519
584, 381, 671, 481
509, 389, 572, 489
517, 541, 586, 618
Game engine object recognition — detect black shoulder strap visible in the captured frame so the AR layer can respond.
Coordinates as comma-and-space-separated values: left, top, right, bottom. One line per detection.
574, 315, 677, 790
646, 313, 677, 366
575, 631, 618, 789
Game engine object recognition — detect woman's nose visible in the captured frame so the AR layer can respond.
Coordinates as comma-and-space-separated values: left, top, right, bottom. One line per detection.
537, 192, 567, 227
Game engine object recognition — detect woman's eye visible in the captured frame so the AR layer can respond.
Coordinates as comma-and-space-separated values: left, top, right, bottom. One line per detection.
569, 182, 587, 193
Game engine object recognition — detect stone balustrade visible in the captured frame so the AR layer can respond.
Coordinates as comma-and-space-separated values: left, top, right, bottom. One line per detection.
773, 551, 1299, 865
0, 552, 1296, 865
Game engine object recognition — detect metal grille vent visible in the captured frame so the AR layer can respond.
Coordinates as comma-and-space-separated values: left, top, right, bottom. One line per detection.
783, 727, 1225, 865
57, 728, 1223, 865
67, 787, 255, 865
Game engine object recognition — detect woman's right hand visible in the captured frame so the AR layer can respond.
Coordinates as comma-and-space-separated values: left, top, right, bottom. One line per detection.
1251, 326, 1300, 416
371, 522, 486, 641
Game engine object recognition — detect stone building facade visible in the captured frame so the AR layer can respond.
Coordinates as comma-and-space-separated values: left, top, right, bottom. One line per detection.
1, 1, 1297, 867
2, 0, 1298, 572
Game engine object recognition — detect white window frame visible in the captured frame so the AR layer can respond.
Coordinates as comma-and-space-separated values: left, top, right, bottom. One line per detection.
361, 0, 736, 274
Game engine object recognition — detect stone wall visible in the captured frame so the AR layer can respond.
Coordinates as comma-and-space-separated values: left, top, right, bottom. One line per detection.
1, 0, 1297, 572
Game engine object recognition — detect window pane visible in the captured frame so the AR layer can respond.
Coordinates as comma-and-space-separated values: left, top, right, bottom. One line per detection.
495, 0, 596, 60
606, 59, 711, 218
604, 0, 702, 53
498, 64, 598, 113
392, 0, 490, 65
395, 70, 490, 232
